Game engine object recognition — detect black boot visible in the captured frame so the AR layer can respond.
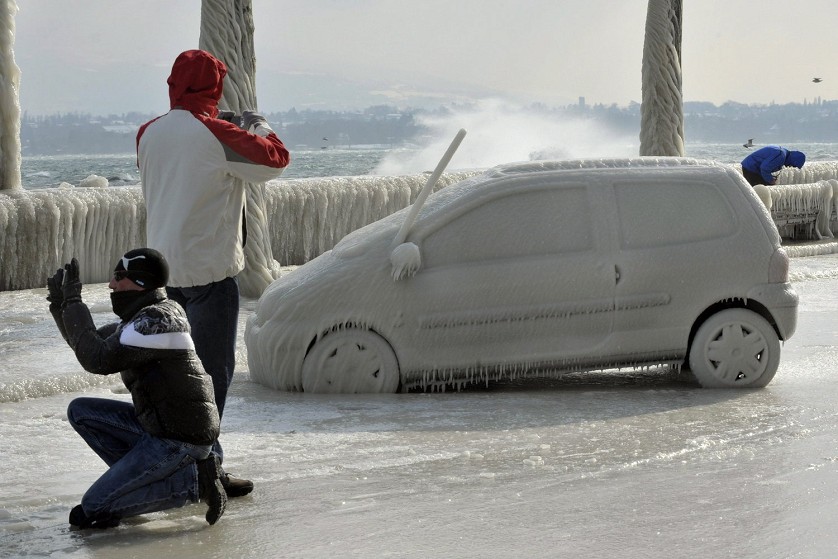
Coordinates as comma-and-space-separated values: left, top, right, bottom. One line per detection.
197, 456, 227, 525
220, 469, 254, 498
69, 504, 120, 529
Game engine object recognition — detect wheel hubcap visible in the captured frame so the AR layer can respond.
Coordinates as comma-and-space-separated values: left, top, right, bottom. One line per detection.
706, 323, 767, 382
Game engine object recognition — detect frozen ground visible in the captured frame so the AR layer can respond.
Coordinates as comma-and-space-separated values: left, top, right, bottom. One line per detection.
2, 256, 838, 558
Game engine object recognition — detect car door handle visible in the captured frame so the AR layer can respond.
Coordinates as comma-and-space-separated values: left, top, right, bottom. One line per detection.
615, 265, 621, 284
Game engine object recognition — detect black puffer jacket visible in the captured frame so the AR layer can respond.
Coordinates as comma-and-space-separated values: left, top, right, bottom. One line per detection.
51, 290, 220, 446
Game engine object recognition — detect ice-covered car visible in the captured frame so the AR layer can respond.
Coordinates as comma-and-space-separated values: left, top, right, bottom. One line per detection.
246, 158, 798, 393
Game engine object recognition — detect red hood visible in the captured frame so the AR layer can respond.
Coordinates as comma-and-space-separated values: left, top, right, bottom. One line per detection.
167, 50, 226, 117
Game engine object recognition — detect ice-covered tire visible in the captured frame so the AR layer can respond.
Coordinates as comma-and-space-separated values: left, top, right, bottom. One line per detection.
302, 329, 400, 393
688, 308, 780, 388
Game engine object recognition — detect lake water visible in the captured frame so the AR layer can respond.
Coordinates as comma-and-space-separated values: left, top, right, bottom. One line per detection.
21, 142, 838, 189
20, 148, 396, 189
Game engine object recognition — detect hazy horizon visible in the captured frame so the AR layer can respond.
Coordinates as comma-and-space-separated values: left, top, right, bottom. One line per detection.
19, 96, 834, 120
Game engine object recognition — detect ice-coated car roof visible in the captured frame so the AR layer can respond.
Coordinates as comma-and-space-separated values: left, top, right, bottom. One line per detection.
485, 157, 725, 178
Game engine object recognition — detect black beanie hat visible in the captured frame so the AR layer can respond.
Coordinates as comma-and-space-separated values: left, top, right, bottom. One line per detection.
113, 248, 169, 289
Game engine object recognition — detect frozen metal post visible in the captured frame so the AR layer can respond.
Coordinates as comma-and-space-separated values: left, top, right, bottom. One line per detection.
640, 0, 685, 157
0, 0, 21, 190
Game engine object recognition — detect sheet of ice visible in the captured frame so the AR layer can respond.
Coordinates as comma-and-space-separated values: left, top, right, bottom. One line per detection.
3, 256, 838, 557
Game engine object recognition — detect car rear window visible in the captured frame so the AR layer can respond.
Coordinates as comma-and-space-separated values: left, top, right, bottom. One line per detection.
614, 180, 736, 249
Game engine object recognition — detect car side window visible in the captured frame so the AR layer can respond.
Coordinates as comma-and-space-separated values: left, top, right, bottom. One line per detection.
422, 187, 593, 268
614, 180, 735, 249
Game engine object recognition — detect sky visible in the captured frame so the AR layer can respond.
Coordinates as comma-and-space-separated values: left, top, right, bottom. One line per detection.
12, 0, 837, 116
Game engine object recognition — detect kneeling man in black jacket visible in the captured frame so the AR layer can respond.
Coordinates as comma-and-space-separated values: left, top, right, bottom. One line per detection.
47, 248, 226, 529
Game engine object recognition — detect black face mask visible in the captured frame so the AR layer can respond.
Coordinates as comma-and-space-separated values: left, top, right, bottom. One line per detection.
110, 289, 164, 321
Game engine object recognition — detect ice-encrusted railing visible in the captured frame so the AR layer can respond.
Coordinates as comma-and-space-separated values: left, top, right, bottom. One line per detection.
759, 180, 836, 240
750, 161, 838, 241
0, 171, 479, 291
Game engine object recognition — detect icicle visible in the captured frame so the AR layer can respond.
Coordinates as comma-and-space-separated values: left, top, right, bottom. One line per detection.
767, 180, 834, 240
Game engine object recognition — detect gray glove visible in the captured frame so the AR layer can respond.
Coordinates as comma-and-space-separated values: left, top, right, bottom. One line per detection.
241, 110, 270, 133
61, 257, 83, 306
46, 267, 65, 306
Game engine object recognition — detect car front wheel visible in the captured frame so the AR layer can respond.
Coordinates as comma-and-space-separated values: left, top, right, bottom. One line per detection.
302, 328, 400, 393
688, 308, 781, 388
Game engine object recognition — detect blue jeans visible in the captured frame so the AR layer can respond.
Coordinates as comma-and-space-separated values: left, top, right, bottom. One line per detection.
67, 397, 211, 522
167, 276, 239, 462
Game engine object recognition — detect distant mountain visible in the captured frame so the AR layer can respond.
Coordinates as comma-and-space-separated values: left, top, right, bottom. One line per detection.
19, 100, 838, 156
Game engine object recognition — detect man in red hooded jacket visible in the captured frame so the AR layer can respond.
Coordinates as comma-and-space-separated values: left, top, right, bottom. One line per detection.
137, 49, 290, 498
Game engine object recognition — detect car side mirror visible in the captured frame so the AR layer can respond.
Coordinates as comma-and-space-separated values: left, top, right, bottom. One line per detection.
390, 242, 421, 281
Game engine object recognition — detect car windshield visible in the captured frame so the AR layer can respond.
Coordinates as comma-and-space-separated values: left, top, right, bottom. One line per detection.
332, 172, 494, 257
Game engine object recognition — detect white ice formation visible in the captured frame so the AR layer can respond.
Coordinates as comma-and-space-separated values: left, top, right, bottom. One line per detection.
0, 0, 21, 190
639, 0, 685, 157
79, 175, 108, 188
0, 186, 147, 289
0, 171, 478, 291
740, 160, 838, 241
389, 242, 421, 280
772, 161, 838, 185
764, 179, 838, 240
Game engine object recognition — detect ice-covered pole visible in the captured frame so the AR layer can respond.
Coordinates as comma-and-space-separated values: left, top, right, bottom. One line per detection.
200, 0, 280, 298
0, 0, 21, 190
639, 0, 684, 157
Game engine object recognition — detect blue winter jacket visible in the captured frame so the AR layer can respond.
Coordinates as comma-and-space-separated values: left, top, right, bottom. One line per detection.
741, 146, 791, 184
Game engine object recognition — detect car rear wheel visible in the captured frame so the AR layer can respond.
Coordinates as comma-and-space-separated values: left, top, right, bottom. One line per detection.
688, 308, 780, 388
302, 329, 400, 393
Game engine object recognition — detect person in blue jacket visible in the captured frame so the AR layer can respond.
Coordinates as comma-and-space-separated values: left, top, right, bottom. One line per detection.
741, 145, 806, 186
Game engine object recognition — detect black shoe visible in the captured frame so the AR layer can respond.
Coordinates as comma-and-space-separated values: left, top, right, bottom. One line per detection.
69, 504, 120, 529
197, 456, 227, 525
220, 471, 254, 498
